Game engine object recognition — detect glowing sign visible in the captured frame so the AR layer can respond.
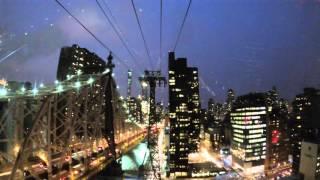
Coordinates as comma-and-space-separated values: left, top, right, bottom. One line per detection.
271, 130, 280, 144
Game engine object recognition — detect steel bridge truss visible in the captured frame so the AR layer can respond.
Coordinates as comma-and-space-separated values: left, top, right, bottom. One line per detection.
0, 72, 125, 180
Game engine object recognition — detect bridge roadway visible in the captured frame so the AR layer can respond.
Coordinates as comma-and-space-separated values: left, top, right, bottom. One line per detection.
79, 130, 147, 180
0, 129, 147, 180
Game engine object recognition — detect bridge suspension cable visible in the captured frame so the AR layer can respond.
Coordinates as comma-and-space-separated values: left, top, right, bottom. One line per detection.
54, 0, 131, 70
95, 0, 144, 73
173, 0, 192, 51
130, 0, 154, 69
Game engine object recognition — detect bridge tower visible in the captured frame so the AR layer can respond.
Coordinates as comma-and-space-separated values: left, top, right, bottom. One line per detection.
139, 70, 166, 179
103, 52, 123, 176
127, 70, 132, 98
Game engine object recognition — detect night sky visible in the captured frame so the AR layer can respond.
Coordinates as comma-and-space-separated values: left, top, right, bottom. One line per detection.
1, 0, 320, 105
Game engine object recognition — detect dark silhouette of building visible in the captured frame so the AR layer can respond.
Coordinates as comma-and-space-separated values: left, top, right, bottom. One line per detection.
264, 87, 290, 177
290, 88, 320, 174
57, 44, 106, 81
200, 108, 208, 138
207, 98, 215, 120
168, 52, 201, 178
206, 98, 225, 151
223, 89, 236, 146
226, 89, 235, 112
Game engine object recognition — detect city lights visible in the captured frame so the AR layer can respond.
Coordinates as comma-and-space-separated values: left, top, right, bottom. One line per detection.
74, 81, 81, 89
39, 83, 44, 88
0, 88, 7, 96
56, 84, 63, 92
1, 2, 319, 179
0, 78, 7, 86
32, 87, 38, 95
87, 77, 94, 84
77, 70, 82, 76
141, 81, 148, 88
103, 68, 110, 74
20, 86, 26, 93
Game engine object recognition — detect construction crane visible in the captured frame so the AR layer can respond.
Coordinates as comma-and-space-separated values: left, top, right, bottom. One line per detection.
139, 70, 166, 179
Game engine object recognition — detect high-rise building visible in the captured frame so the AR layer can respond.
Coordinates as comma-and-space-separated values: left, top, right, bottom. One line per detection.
264, 88, 290, 177
155, 102, 165, 123
290, 88, 320, 174
199, 109, 208, 138
57, 44, 106, 81
189, 66, 201, 152
223, 89, 236, 146
206, 98, 225, 151
299, 141, 320, 180
168, 52, 201, 178
205, 99, 214, 130
230, 91, 289, 176
230, 93, 268, 175
126, 97, 142, 123
140, 80, 149, 100
206, 98, 215, 129
226, 89, 235, 112
127, 70, 132, 97
56, 45, 109, 150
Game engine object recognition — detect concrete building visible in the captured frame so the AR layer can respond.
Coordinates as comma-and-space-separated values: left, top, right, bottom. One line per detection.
299, 141, 320, 180
230, 91, 289, 176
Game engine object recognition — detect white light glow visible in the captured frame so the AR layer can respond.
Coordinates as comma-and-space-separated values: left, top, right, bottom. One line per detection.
87, 77, 94, 84
32, 88, 38, 95
0, 88, 7, 96
75, 81, 81, 88
57, 85, 63, 92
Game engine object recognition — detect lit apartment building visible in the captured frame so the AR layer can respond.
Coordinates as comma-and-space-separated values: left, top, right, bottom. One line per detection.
168, 52, 201, 178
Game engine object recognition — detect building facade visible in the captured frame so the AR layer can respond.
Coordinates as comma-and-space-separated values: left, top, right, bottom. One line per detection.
264, 88, 290, 177
223, 89, 235, 146
168, 52, 201, 177
57, 44, 106, 81
231, 91, 289, 176
126, 97, 143, 123
299, 141, 320, 180
230, 93, 268, 174
206, 99, 225, 151
226, 89, 235, 112
290, 88, 320, 174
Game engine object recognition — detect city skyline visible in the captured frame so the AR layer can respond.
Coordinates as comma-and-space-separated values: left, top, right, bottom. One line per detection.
1, 1, 320, 179
1, 0, 320, 102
